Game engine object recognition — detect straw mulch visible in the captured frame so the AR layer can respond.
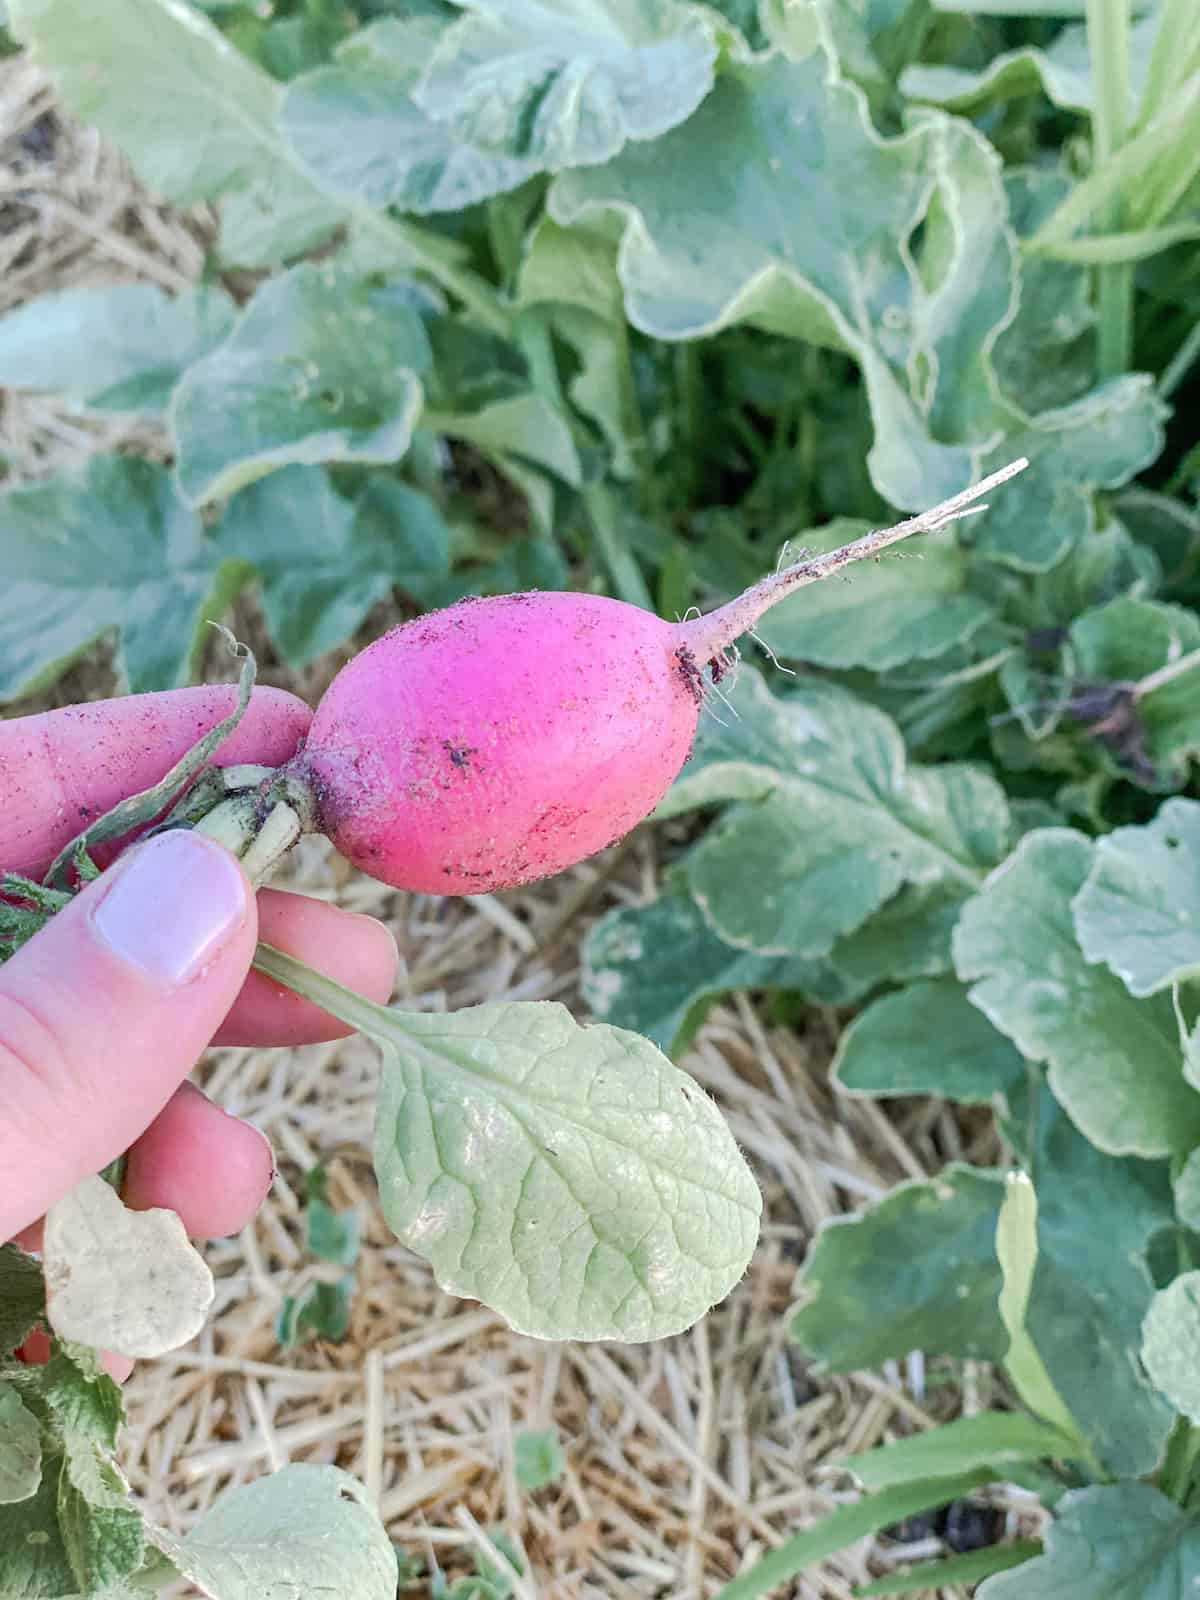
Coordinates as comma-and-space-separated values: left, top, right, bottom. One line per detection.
0, 57, 1040, 1598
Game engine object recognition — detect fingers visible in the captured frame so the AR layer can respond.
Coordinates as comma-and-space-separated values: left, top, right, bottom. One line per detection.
0, 831, 257, 1243
213, 889, 399, 1047
0, 684, 311, 878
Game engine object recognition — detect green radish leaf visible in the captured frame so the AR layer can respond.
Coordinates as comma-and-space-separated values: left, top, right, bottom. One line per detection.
754, 517, 992, 671
513, 1427, 564, 1491
6, 0, 342, 267
839, 1411, 1081, 1492
1072, 798, 1200, 997
0, 457, 240, 701
833, 977, 1026, 1106
954, 829, 1200, 1157
413, 0, 718, 167
581, 885, 855, 1056
151, 1464, 397, 1600
995, 1173, 1082, 1443
0, 1245, 45, 1355
0, 1456, 76, 1597
253, 946, 761, 1342
15, 1345, 125, 1455
305, 1199, 360, 1268
215, 467, 451, 663
1069, 596, 1200, 784
172, 266, 430, 505
433, 392, 583, 486
976, 1485, 1200, 1599
663, 672, 1009, 958
855, 1542, 1042, 1598
1175, 1149, 1200, 1229
280, 18, 538, 213
0, 1384, 41, 1505
275, 1279, 354, 1349
1142, 1270, 1200, 1422
0, 285, 234, 415
57, 1435, 146, 1592
711, 1472, 995, 1600
1113, 489, 1200, 595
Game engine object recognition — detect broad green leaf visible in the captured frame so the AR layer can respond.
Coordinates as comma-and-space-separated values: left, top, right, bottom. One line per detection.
712, 1472, 995, 1600
57, 1437, 145, 1592
0, 1383, 41, 1505
0, 457, 238, 700
432, 392, 583, 486
0, 286, 234, 415
514, 1427, 564, 1491
901, 12, 1157, 115
996, 1173, 1081, 1442
855, 1542, 1042, 1598
1176, 1148, 1200, 1230
550, 46, 1019, 514
1070, 596, 1200, 784
666, 672, 1008, 957
1115, 488, 1200, 594
152, 1465, 397, 1600
15, 1346, 125, 1456
0, 1456, 76, 1598
954, 830, 1200, 1157
254, 945, 761, 1341
792, 1164, 1009, 1367
1142, 1270, 1200, 1422
839, 1411, 1080, 1492
215, 467, 450, 662
1072, 798, 1200, 997
172, 266, 430, 505
280, 18, 538, 214
7, 0, 341, 266
977, 1484, 1200, 1599
414, 0, 718, 167
581, 886, 855, 1055
833, 977, 1026, 1105
827, 882, 967, 988
0, 1245, 44, 1354
754, 518, 992, 671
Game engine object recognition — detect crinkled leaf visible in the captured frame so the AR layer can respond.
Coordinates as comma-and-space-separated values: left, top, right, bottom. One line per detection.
43, 1176, 214, 1359
280, 18, 537, 213
215, 467, 450, 662
550, 46, 1018, 513
414, 0, 717, 167
754, 518, 992, 671
977, 1485, 1200, 1600
0, 1456, 76, 1598
1070, 596, 1200, 783
839, 1411, 1081, 1492
152, 1464, 397, 1600
57, 1437, 145, 1592
0, 1384, 41, 1505
15, 1346, 125, 1455
6, 0, 341, 266
0, 457, 238, 701
581, 886, 854, 1056
954, 829, 1200, 1157
1072, 798, 1200, 997
172, 266, 430, 505
0, 285, 234, 415
1142, 1270, 1200, 1422
514, 1427, 563, 1491
667, 672, 1008, 957
370, 999, 762, 1340
833, 977, 1025, 1105
0, 1245, 45, 1355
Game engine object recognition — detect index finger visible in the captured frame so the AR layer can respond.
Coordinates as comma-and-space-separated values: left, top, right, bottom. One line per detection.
0, 686, 312, 878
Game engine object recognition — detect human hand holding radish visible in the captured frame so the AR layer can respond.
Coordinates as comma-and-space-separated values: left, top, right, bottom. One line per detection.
0, 460, 1026, 1353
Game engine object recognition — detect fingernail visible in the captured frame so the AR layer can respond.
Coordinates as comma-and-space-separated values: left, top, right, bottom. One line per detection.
91, 832, 248, 985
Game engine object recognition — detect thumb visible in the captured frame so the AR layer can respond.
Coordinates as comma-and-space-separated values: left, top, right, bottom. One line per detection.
0, 832, 257, 1242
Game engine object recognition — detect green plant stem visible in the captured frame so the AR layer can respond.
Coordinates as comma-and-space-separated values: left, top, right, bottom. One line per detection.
1160, 1417, 1200, 1503
1086, 0, 1134, 378
254, 941, 388, 1036
1159, 315, 1200, 398
1137, 0, 1200, 133
581, 480, 654, 609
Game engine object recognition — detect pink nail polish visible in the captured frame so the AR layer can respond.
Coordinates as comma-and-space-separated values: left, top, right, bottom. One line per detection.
91, 832, 248, 985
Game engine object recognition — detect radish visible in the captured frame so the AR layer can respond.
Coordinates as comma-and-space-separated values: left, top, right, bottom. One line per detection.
278, 460, 1026, 894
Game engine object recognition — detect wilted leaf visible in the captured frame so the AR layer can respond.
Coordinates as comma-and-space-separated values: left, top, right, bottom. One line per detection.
0, 1245, 45, 1355
0, 1384, 41, 1505
0, 457, 238, 701
172, 265, 430, 504
152, 1465, 397, 1600
954, 829, 1200, 1157
1142, 1270, 1200, 1422
43, 1175, 214, 1359
7, 0, 341, 266
1072, 798, 1200, 996
414, 0, 718, 168
0, 285, 234, 415
215, 467, 450, 663
977, 1485, 1200, 1599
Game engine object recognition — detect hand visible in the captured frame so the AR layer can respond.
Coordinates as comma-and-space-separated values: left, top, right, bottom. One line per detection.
0, 685, 398, 1372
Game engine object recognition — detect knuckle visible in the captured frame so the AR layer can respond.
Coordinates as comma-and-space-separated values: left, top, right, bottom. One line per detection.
0, 986, 75, 1104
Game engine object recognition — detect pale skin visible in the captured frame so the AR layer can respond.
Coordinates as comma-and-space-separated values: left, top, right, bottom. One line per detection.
0, 685, 399, 1378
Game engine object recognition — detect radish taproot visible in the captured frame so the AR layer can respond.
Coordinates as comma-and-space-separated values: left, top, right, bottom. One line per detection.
275, 459, 1027, 894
